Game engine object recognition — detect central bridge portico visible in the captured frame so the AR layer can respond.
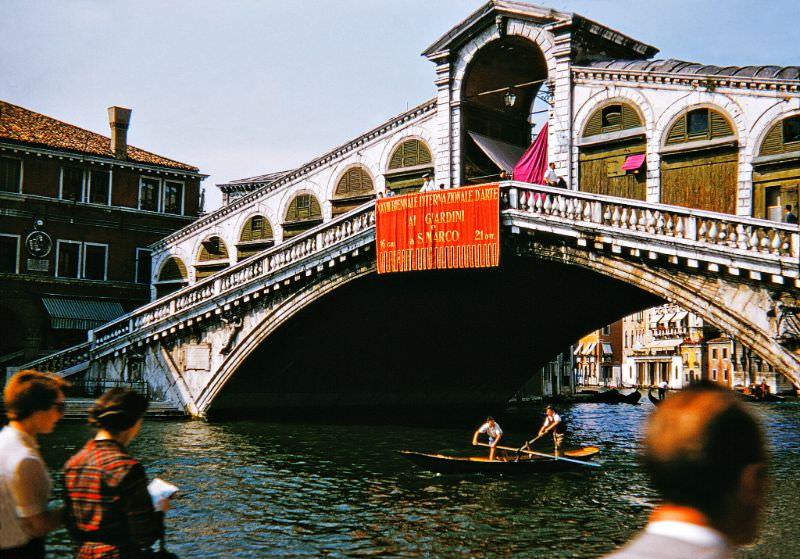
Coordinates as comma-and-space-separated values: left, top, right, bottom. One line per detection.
23, 185, 800, 416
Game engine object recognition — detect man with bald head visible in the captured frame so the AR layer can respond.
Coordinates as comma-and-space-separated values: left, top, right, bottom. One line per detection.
603, 384, 768, 559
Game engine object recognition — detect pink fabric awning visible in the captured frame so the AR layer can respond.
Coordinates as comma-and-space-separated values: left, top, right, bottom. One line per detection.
512, 122, 548, 184
622, 153, 646, 171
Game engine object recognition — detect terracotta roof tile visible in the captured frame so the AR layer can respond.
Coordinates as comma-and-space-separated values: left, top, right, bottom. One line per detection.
0, 100, 198, 172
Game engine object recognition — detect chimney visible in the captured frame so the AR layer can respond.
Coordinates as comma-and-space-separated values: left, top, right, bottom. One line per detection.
107, 106, 132, 159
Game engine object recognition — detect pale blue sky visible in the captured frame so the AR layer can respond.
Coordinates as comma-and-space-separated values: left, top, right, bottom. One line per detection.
2, 0, 798, 210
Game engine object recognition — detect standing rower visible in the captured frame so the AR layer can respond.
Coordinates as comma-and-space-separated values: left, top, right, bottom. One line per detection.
472, 416, 503, 461
538, 405, 566, 456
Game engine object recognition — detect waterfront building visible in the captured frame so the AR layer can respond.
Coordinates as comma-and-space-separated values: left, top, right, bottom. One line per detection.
706, 336, 734, 388
0, 101, 205, 375
574, 320, 623, 387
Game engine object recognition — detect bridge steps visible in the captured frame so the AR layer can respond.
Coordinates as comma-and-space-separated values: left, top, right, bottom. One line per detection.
58, 399, 187, 421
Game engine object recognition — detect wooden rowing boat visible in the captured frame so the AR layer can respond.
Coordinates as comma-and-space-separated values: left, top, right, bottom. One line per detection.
399, 445, 600, 475
648, 388, 662, 406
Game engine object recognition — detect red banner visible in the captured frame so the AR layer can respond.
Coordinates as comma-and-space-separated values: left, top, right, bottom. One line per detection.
376, 184, 499, 274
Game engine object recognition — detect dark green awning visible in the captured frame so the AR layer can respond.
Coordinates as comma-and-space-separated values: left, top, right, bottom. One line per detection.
41, 297, 125, 330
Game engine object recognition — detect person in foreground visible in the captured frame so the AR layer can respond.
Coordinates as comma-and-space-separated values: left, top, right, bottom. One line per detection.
63, 388, 171, 558
0, 370, 69, 558
472, 416, 502, 461
602, 384, 768, 559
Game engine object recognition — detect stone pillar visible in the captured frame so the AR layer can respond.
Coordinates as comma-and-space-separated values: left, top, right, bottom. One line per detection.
431, 53, 454, 188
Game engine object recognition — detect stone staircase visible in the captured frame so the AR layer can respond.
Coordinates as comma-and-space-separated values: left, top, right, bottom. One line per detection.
60, 398, 187, 420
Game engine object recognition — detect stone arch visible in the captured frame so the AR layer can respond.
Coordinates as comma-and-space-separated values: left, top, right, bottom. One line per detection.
193, 234, 231, 281
655, 96, 745, 214
280, 190, 324, 239
381, 135, 435, 195
235, 211, 276, 261
572, 89, 654, 200
748, 107, 800, 221
153, 255, 189, 299
378, 130, 435, 176
328, 163, 376, 217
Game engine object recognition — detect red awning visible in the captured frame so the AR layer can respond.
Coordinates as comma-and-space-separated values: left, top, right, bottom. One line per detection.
622, 153, 646, 171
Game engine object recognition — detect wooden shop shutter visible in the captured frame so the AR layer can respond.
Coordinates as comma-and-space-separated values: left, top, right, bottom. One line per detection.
760, 122, 783, 156
621, 104, 641, 130
583, 110, 604, 137
158, 257, 187, 281
240, 215, 273, 242
388, 140, 432, 170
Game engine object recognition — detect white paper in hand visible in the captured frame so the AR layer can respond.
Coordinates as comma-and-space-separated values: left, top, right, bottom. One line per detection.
148, 477, 179, 508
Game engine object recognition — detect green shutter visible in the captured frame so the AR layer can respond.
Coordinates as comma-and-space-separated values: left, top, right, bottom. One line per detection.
760, 122, 784, 156
335, 167, 374, 197
666, 116, 687, 145
199, 237, 228, 261
621, 104, 642, 130
583, 111, 603, 137
388, 140, 432, 170
285, 194, 322, 223
158, 257, 187, 281
710, 111, 733, 139
240, 216, 273, 242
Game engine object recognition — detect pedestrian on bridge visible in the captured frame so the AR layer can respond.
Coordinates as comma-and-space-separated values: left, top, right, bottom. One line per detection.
784, 204, 797, 224
600, 384, 768, 559
0, 370, 69, 559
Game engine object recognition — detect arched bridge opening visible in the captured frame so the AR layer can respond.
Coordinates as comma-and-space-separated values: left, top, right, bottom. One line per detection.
208, 253, 660, 421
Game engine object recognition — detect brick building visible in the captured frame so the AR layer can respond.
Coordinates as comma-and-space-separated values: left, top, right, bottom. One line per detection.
0, 101, 205, 371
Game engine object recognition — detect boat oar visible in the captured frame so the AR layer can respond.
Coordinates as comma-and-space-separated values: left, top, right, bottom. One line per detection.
518, 434, 543, 452
476, 442, 601, 468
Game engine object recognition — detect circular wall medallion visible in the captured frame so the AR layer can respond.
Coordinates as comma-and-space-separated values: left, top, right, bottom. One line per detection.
26, 230, 53, 258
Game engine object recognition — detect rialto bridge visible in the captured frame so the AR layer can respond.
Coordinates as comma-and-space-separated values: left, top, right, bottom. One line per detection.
18, 1, 800, 417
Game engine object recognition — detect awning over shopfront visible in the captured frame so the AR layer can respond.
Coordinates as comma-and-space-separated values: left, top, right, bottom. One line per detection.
622, 153, 646, 171
649, 314, 663, 326
659, 313, 675, 324
468, 132, 526, 174
582, 342, 597, 355
41, 296, 125, 330
601, 343, 613, 355
643, 338, 683, 350
573, 343, 584, 355
671, 311, 689, 323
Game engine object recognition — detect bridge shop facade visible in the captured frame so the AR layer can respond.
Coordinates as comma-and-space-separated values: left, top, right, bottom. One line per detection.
19, 1, 800, 417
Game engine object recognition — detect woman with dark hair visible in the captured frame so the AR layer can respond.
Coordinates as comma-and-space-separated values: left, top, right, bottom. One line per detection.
63, 388, 170, 558
0, 370, 69, 558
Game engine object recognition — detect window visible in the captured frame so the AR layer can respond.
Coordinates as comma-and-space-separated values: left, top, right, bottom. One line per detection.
61, 166, 85, 201
783, 116, 800, 145
0, 234, 20, 273
56, 240, 81, 278
163, 180, 184, 214
711, 369, 718, 381
88, 169, 111, 205
686, 109, 709, 137
601, 325, 610, 335
139, 177, 160, 211
0, 157, 21, 193
296, 195, 311, 218
83, 243, 108, 280
723, 369, 729, 381
135, 248, 152, 284
251, 216, 263, 236
601, 105, 622, 129
722, 347, 729, 359
711, 348, 718, 360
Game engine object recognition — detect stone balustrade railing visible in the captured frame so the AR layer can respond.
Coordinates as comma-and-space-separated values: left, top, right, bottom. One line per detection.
22, 204, 377, 374
503, 181, 800, 266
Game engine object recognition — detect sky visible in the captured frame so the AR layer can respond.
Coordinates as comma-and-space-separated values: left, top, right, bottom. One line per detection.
2, 0, 799, 211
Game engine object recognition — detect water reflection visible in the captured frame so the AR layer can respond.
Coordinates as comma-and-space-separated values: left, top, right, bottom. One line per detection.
35, 401, 800, 558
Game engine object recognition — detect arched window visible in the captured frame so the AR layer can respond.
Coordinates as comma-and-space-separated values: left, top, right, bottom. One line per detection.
154, 256, 188, 298
579, 102, 646, 200
384, 139, 433, 195
332, 167, 374, 216
660, 107, 737, 214
237, 215, 274, 259
753, 115, 800, 221
195, 236, 229, 279
283, 193, 323, 239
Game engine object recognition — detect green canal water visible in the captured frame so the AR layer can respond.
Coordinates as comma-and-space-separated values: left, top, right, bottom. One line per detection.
34, 400, 800, 558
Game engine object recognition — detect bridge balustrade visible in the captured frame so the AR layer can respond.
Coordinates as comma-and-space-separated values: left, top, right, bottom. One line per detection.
503, 181, 799, 272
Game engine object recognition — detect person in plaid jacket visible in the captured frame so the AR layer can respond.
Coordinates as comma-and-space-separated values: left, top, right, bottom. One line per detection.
63, 389, 171, 558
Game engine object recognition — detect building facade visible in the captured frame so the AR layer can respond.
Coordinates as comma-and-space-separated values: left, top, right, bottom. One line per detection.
0, 101, 205, 371
574, 320, 624, 387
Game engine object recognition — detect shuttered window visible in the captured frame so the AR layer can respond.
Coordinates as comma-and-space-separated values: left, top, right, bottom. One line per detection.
0, 157, 21, 193
240, 215, 273, 243
285, 194, 322, 223
759, 116, 800, 156
158, 258, 187, 282
335, 167, 374, 197
666, 108, 733, 145
198, 237, 228, 262
388, 140, 432, 170
583, 103, 642, 137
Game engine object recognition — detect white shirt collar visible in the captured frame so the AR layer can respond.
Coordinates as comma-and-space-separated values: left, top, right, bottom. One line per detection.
646, 520, 730, 550
7, 424, 39, 451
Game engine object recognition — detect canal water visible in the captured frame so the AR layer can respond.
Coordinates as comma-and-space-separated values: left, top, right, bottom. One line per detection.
35, 400, 800, 558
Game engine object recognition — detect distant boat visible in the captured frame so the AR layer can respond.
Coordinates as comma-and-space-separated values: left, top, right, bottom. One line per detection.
577, 389, 641, 405
399, 446, 600, 475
